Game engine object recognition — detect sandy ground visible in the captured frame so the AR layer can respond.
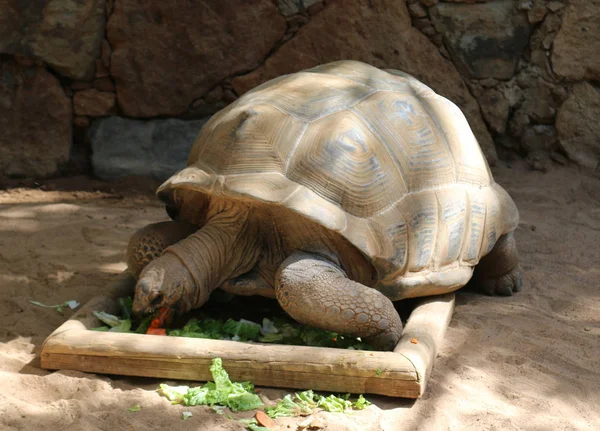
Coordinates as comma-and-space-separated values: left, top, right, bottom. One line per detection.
1, 162, 599, 431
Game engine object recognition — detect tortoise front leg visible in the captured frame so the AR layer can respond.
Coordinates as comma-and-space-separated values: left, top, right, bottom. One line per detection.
473, 232, 523, 296
275, 251, 403, 351
126, 221, 198, 278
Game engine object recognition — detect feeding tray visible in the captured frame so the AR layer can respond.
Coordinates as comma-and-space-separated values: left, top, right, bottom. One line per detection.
41, 272, 454, 398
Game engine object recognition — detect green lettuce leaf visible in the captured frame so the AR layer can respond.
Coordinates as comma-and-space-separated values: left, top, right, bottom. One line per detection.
158, 358, 263, 412
265, 390, 370, 417
158, 384, 189, 404
109, 319, 131, 332
93, 311, 123, 327
222, 318, 261, 341
353, 394, 372, 410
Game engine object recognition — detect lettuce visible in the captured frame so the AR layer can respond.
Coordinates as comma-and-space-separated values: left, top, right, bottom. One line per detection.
222, 319, 261, 341
158, 358, 263, 412
265, 390, 370, 417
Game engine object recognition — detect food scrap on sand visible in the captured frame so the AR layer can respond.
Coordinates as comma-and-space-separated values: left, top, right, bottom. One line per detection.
157, 357, 371, 430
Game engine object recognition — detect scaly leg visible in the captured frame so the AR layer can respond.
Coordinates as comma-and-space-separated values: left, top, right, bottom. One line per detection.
473, 232, 523, 296
275, 251, 403, 351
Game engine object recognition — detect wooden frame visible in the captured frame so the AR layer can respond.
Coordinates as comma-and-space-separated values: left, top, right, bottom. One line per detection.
41, 272, 454, 398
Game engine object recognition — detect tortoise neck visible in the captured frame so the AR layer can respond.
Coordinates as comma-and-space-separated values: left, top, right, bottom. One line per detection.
166, 202, 262, 308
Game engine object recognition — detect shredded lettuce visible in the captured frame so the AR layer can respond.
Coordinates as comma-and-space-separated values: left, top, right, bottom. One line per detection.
353, 394, 371, 410
158, 384, 189, 404
93, 311, 123, 327
92, 311, 132, 332
158, 358, 263, 411
30, 299, 79, 313
223, 318, 261, 341
128, 404, 141, 412
265, 390, 370, 417
167, 318, 224, 339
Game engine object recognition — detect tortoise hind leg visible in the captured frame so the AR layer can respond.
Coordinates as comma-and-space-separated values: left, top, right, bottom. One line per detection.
127, 221, 198, 278
473, 232, 523, 296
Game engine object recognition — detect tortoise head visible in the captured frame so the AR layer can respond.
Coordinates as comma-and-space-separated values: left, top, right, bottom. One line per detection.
132, 252, 196, 317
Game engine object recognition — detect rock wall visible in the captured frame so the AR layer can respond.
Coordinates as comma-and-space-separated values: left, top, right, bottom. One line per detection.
0, 0, 598, 180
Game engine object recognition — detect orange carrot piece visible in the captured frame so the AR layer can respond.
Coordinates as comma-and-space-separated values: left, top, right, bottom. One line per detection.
255, 411, 276, 429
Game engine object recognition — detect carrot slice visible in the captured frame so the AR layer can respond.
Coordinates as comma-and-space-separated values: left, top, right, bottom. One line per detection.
149, 307, 171, 329
255, 411, 276, 429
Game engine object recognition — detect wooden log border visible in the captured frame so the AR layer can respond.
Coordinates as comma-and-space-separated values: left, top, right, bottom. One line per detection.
41, 272, 454, 398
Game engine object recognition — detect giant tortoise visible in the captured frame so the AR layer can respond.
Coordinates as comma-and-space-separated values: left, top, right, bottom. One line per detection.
127, 60, 522, 350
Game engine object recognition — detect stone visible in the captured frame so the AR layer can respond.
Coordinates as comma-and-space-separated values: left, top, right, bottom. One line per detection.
89, 116, 210, 181
516, 0, 533, 10
0, 59, 72, 178
188, 87, 226, 118
231, 0, 497, 164
276, 0, 322, 16
93, 78, 116, 92
546, 1, 565, 12
107, 0, 286, 117
520, 80, 558, 124
542, 12, 563, 33
73, 89, 116, 117
499, 81, 524, 107
287, 14, 311, 31
308, 2, 325, 15
74, 116, 91, 129
71, 81, 93, 91
408, 2, 428, 18
95, 59, 110, 78
479, 78, 499, 88
508, 108, 530, 138
429, 1, 533, 79
556, 82, 600, 170
420, 0, 439, 6
521, 125, 557, 171
552, 0, 600, 81
101, 39, 112, 70
528, 5, 547, 23
521, 125, 557, 154
542, 33, 555, 49
0, 0, 106, 79
478, 89, 510, 134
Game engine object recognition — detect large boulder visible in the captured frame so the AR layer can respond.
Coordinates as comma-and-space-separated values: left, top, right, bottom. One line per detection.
0, 0, 106, 79
107, 0, 286, 117
552, 0, 600, 81
429, 1, 532, 80
556, 82, 600, 171
232, 0, 497, 164
0, 59, 72, 178
89, 116, 209, 181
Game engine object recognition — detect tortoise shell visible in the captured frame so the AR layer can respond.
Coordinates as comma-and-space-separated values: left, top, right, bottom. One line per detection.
158, 60, 519, 299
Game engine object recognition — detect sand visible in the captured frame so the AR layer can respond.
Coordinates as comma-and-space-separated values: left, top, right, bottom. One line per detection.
1, 162, 599, 431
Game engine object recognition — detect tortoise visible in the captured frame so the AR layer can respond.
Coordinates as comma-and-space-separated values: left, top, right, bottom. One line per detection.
127, 60, 522, 351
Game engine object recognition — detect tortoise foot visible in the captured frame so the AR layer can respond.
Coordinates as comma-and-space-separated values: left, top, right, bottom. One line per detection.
478, 265, 523, 296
